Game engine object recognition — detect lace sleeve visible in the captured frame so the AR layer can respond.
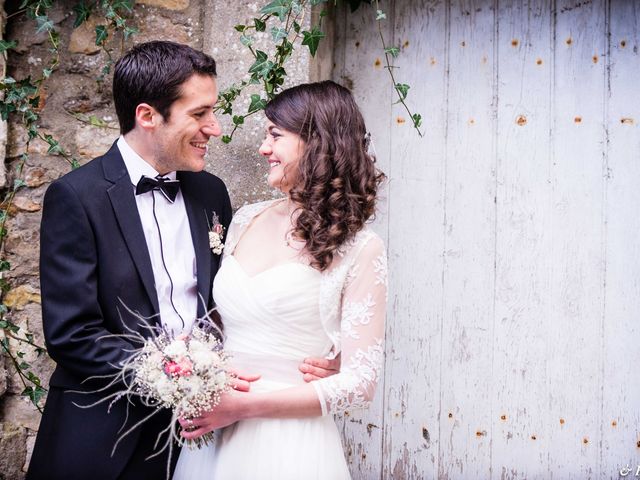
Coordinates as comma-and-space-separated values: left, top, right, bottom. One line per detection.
312, 235, 387, 415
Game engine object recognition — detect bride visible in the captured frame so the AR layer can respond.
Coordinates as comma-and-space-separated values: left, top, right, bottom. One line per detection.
173, 80, 387, 479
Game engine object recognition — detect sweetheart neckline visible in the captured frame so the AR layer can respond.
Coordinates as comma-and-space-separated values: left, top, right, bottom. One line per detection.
226, 255, 319, 280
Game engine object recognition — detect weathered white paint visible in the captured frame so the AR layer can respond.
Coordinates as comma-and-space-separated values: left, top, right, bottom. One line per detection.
327, 0, 640, 478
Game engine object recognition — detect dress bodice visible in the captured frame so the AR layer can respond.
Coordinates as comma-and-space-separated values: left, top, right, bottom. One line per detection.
213, 255, 332, 360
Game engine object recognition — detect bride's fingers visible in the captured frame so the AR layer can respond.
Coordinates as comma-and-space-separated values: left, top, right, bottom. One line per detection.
228, 368, 261, 383
180, 426, 208, 439
230, 377, 252, 392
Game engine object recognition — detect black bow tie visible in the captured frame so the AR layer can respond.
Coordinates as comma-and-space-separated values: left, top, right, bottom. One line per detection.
135, 175, 181, 203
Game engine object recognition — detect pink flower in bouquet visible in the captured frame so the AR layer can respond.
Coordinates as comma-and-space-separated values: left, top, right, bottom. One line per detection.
164, 361, 180, 376
176, 358, 193, 376
213, 224, 223, 235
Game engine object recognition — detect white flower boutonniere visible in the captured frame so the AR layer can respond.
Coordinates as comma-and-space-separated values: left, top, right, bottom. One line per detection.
208, 212, 225, 255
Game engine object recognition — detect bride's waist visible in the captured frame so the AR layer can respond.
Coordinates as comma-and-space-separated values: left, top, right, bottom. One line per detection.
227, 351, 306, 389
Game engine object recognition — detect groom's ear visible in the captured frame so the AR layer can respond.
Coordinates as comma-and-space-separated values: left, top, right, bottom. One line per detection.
134, 103, 161, 131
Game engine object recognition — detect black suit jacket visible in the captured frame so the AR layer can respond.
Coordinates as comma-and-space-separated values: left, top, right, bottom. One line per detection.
27, 143, 232, 480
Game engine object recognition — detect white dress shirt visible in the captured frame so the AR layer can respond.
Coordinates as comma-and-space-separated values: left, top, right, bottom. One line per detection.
117, 136, 198, 334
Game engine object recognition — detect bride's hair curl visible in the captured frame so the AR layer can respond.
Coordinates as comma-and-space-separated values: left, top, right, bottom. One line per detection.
264, 80, 385, 271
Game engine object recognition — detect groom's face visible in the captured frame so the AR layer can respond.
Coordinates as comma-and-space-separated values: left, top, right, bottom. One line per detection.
151, 74, 221, 173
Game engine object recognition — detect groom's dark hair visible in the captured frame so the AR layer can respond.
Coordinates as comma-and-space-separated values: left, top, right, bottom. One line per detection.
113, 41, 217, 134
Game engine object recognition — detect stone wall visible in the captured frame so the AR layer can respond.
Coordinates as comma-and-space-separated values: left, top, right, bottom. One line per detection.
0, 1, 314, 477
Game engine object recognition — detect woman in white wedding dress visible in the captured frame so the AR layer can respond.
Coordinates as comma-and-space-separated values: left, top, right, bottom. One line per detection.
173, 80, 387, 480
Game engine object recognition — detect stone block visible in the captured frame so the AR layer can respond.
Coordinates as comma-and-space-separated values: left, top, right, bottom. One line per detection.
0, 396, 41, 432
137, 0, 189, 11
74, 124, 119, 159
68, 17, 105, 55
4, 285, 41, 311
10, 196, 41, 214
0, 422, 27, 480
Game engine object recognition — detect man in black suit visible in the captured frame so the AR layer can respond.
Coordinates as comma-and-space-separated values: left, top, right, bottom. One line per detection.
27, 41, 232, 480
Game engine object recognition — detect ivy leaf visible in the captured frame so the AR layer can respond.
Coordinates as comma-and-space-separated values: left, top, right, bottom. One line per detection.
0, 40, 18, 53
22, 385, 47, 406
221, 135, 232, 144
35, 16, 54, 34
73, 1, 93, 28
292, 21, 301, 34
412, 113, 423, 128
376, 9, 387, 20
14, 179, 26, 189
111, 0, 135, 12
240, 34, 254, 47
95, 25, 108, 46
248, 51, 273, 77
310, 0, 329, 5
385, 46, 400, 58
260, 0, 290, 22
123, 26, 138, 40
271, 27, 288, 42
0, 260, 10, 272
248, 94, 267, 113
232, 115, 245, 126
254, 18, 266, 32
301, 26, 325, 57
42, 67, 53, 79
234, 24, 247, 32
395, 83, 409, 101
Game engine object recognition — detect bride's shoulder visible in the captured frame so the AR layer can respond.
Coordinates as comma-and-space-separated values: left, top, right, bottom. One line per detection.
231, 198, 282, 227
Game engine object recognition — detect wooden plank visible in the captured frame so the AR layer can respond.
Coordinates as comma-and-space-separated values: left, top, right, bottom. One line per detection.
600, 1, 640, 477
547, 0, 607, 477
331, 3, 393, 478
437, 0, 497, 478
382, 0, 447, 478
491, 0, 553, 478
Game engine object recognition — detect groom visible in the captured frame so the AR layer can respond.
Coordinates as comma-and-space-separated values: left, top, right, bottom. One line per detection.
26, 41, 231, 479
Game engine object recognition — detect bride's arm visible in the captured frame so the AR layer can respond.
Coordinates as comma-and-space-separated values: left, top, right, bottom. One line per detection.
182, 236, 387, 436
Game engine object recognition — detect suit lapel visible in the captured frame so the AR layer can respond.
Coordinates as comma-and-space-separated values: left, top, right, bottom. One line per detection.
103, 143, 160, 315
179, 173, 212, 318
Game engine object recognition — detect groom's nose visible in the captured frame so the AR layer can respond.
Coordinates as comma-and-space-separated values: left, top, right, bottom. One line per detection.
202, 113, 222, 137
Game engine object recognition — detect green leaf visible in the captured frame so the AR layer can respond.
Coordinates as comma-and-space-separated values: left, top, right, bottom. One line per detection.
301, 26, 325, 57
22, 385, 47, 406
71, 158, 81, 170
254, 18, 266, 32
395, 83, 409, 101
123, 26, 138, 40
14, 178, 26, 189
385, 46, 400, 58
73, 1, 93, 28
412, 113, 423, 128
260, 0, 290, 22
88, 115, 108, 127
0, 40, 18, 53
310, 0, 329, 5
292, 21, 301, 34
42, 67, 53, 79
0, 260, 10, 272
240, 34, 254, 47
271, 27, 288, 42
232, 115, 245, 126
19, 361, 30, 370
376, 9, 387, 20
248, 94, 267, 113
234, 24, 247, 32
35, 16, 54, 34
95, 25, 108, 46
248, 51, 273, 77
221, 135, 232, 144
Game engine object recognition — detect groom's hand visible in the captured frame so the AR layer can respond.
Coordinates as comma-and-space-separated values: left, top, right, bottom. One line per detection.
299, 354, 340, 382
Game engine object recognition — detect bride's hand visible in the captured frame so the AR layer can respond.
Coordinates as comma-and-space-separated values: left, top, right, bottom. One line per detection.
228, 368, 261, 392
179, 391, 251, 439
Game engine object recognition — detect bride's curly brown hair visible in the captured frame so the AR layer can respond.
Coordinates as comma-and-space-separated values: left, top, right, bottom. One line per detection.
265, 80, 385, 271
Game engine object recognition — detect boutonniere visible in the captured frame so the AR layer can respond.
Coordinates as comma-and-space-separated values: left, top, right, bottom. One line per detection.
208, 212, 225, 255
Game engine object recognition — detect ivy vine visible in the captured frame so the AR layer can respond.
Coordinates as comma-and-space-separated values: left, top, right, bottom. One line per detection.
0, 0, 421, 412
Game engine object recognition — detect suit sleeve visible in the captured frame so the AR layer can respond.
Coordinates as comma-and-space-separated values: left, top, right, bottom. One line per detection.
40, 179, 135, 381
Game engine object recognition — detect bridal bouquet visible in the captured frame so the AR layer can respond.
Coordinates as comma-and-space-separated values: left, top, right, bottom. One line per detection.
128, 324, 231, 446
74, 313, 231, 478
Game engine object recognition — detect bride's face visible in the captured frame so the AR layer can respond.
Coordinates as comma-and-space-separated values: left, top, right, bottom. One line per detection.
259, 120, 306, 194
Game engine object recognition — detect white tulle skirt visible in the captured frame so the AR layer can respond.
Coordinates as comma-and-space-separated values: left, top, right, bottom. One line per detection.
172, 353, 351, 480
